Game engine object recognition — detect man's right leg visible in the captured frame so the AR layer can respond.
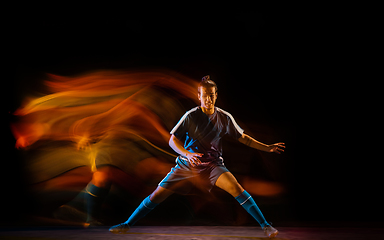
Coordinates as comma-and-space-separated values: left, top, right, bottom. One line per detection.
109, 186, 174, 234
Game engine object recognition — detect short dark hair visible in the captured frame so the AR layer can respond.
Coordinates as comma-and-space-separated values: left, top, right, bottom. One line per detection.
198, 75, 218, 92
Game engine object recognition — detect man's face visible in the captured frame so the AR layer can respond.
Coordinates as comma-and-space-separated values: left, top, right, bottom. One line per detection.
198, 87, 217, 111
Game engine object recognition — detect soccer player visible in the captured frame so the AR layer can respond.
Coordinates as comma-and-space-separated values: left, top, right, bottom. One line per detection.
109, 75, 285, 238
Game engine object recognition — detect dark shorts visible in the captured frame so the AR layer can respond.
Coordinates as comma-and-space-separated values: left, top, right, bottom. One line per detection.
159, 156, 229, 194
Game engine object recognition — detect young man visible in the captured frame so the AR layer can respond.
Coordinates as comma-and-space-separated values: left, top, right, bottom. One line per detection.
110, 75, 285, 238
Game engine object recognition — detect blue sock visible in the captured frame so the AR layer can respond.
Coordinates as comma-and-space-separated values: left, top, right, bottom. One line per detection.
125, 195, 158, 226
235, 190, 269, 228
85, 183, 110, 222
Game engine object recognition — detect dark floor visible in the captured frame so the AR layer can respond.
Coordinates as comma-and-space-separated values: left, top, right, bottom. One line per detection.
1, 226, 384, 240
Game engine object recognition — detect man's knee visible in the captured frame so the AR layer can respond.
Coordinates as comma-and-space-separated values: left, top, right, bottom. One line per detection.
227, 183, 244, 197
149, 186, 173, 204
92, 171, 110, 188
216, 172, 244, 197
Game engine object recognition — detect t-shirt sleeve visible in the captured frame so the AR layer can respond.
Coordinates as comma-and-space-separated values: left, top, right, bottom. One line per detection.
226, 113, 244, 140
170, 111, 190, 141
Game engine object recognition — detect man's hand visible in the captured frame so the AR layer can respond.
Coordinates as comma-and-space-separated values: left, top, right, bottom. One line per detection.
169, 134, 204, 166
185, 152, 203, 166
268, 142, 285, 154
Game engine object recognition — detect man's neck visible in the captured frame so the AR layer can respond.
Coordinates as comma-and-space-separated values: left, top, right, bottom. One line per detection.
201, 106, 215, 115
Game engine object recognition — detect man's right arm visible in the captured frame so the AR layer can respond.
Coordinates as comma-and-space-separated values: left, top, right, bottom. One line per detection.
169, 134, 202, 166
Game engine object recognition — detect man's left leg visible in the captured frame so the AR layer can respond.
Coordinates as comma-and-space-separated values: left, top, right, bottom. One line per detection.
215, 172, 278, 238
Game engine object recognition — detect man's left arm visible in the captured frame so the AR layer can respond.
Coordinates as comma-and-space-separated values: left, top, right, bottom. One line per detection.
238, 133, 285, 154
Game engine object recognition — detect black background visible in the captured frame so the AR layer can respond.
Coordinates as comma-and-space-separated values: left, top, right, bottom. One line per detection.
5, 3, 381, 226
